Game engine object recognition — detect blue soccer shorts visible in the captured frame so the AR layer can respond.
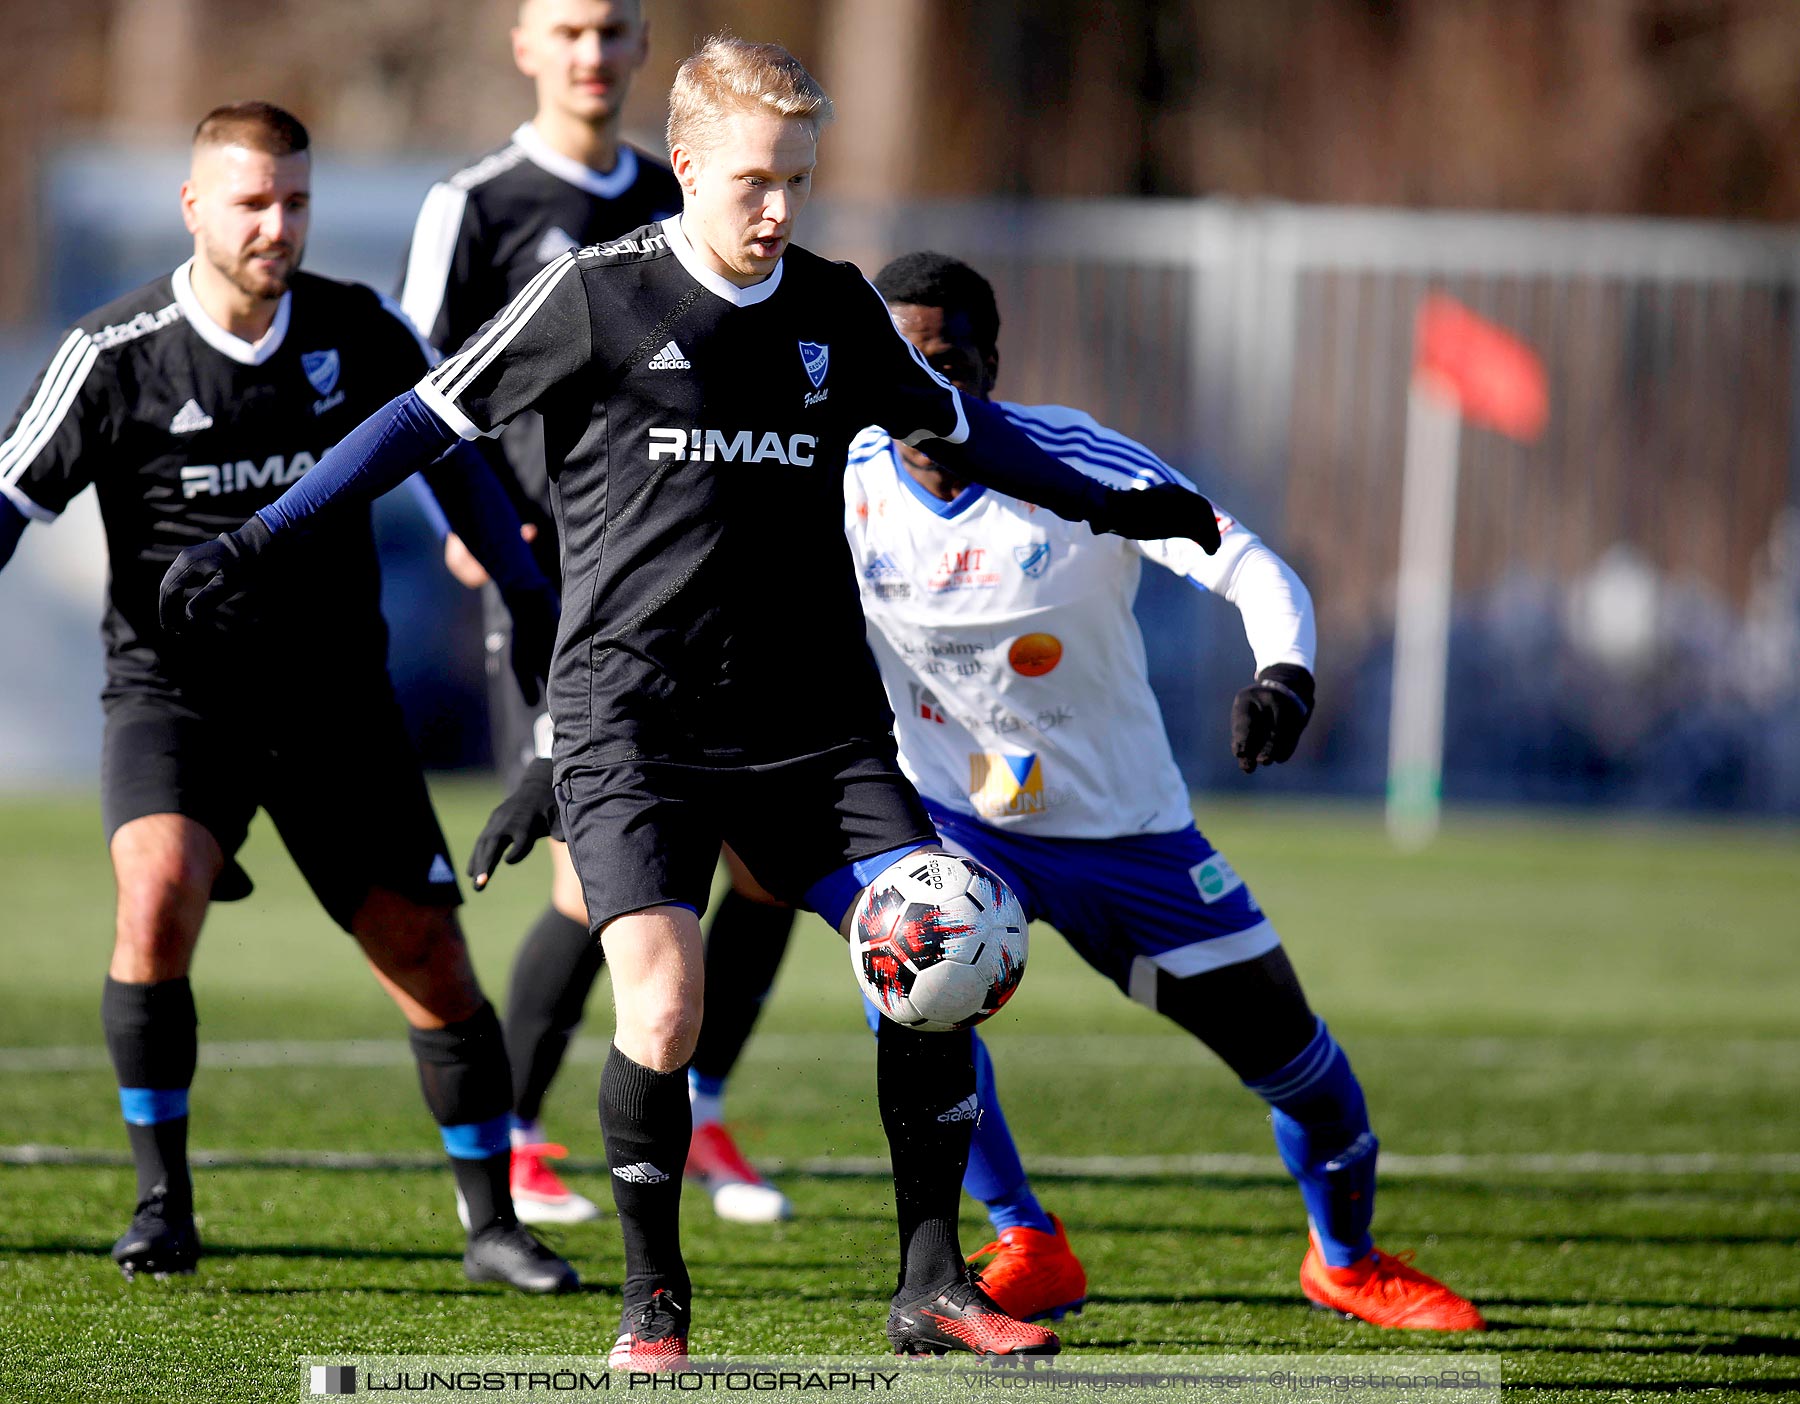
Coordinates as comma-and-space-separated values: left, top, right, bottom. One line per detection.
923, 799, 1281, 1008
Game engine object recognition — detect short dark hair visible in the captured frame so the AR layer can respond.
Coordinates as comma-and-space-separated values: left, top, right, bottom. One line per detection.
192, 101, 310, 157
874, 252, 1000, 358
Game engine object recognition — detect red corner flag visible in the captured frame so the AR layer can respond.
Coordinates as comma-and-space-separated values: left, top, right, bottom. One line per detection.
1414, 295, 1548, 442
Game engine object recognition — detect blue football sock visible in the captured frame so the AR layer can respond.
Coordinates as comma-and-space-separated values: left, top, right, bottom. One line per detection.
966, 1032, 1053, 1234
1242, 1017, 1377, 1267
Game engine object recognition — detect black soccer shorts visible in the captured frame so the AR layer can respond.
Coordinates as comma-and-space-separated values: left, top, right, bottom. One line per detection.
101, 683, 462, 931
557, 738, 938, 933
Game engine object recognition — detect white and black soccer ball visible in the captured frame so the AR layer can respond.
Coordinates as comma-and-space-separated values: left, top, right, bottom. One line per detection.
850, 850, 1027, 1033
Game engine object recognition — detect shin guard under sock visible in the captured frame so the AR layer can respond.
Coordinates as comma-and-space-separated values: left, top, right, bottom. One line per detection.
102, 976, 197, 1211
504, 906, 605, 1125
600, 1046, 692, 1309
1242, 1016, 1377, 1266
876, 1020, 977, 1297
966, 1031, 1053, 1234
410, 1003, 514, 1230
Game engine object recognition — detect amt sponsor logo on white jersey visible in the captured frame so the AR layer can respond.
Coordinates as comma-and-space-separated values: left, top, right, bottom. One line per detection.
647, 428, 817, 466
180, 451, 317, 499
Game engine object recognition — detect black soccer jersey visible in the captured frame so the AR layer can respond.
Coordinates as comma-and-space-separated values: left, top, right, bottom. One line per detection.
0, 262, 435, 696
399, 125, 681, 548
415, 216, 970, 769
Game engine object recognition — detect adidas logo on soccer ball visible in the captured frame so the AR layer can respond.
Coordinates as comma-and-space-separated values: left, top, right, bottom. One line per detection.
646, 340, 690, 370
612, 1161, 670, 1184
935, 1095, 980, 1124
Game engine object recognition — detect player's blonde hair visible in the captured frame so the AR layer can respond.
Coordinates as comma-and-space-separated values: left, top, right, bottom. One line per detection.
665, 35, 835, 161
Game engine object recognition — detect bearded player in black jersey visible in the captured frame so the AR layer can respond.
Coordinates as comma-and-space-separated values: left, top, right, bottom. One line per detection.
0, 102, 576, 1294
162, 43, 1222, 1361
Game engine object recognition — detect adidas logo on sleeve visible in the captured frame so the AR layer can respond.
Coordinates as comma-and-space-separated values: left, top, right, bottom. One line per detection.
935, 1095, 981, 1124
646, 341, 690, 370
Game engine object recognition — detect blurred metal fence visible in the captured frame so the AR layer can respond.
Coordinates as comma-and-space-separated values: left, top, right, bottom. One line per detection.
813, 201, 1800, 812
9, 150, 1800, 808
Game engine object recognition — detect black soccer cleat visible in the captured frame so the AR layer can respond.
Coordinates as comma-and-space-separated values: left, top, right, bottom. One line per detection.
887, 1267, 1062, 1356
610, 1287, 691, 1368
463, 1222, 580, 1294
112, 1194, 200, 1281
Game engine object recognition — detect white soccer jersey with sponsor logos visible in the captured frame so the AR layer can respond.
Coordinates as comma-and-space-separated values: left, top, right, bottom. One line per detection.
845, 401, 1315, 838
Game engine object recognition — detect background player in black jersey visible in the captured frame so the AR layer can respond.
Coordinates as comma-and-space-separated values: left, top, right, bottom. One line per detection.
162, 40, 1221, 1362
0, 102, 575, 1294
401, 0, 794, 1231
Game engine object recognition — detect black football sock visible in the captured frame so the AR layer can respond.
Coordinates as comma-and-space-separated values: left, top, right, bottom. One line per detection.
102, 976, 197, 1213
877, 1020, 977, 1299
600, 1045, 691, 1309
690, 891, 795, 1084
409, 1002, 516, 1231
504, 906, 605, 1124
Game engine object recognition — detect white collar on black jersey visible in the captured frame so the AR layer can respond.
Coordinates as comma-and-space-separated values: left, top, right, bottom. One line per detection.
512, 123, 641, 199
660, 215, 784, 308
171, 259, 292, 366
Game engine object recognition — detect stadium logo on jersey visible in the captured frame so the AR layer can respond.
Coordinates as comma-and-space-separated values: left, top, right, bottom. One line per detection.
1008, 633, 1063, 677
301, 350, 340, 397
647, 427, 817, 466
970, 752, 1047, 818
1189, 854, 1246, 905
1014, 540, 1052, 578
169, 399, 214, 434
910, 684, 947, 724
180, 452, 317, 498
798, 340, 829, 388
534, 226, 579, 263
646, 340, 691, 370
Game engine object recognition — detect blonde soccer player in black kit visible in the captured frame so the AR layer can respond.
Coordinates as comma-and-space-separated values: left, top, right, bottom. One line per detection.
162, 41, 1223, 1362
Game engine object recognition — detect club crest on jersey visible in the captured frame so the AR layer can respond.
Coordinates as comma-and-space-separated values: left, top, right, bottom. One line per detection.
1014, 541, 1052, 578
301, 350, 340, 397
799, 340, 829, 388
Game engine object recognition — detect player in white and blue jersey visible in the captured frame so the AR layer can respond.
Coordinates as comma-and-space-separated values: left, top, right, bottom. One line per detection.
843, 252, 1485, 1333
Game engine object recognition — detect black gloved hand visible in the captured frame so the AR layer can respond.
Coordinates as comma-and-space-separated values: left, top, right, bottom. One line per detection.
157, 514, 276, 633
1090, 483, 1221, 554
1230, 663, 1315, 774
499, 580, 559, 707
467, 757, 557, 890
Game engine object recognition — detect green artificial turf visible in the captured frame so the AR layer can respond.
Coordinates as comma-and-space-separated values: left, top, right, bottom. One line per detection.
0, 787, 1795, 1401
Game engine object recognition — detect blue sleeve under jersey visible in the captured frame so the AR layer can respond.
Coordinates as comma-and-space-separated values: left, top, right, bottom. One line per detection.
419, 441, 549, 594
924, 395, 1110, 526
252, 390, 546, 594
0, 494, 25, 571
405, 472, 452, 542
257, 390, 454, 535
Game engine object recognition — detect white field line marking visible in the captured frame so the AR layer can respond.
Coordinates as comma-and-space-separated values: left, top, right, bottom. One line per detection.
6, 1033, 1799, 1075
2, 1143, 1796, 1177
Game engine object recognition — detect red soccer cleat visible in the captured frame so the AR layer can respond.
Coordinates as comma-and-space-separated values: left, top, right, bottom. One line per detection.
610, 1288, 691, 1368
887, 1268, 1062, 1356
686, 1121, 792, 1223
510, 1142, 602, 1224
1300, 1235, 1486, 1331
967, 1214, 1088, 1321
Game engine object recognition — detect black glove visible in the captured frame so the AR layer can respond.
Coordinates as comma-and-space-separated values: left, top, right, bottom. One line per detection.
1230, 663, 1315, 774
499, 580, 559, 707
467, 757, 557, 890
157, 513, 276, 632
1090, 483, 1221, 554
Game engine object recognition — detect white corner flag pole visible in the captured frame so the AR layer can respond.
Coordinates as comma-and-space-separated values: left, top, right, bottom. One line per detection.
1386, 379, 1463, 850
